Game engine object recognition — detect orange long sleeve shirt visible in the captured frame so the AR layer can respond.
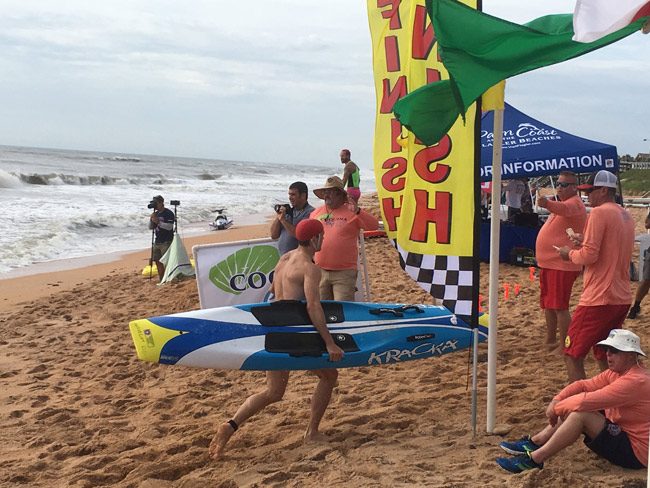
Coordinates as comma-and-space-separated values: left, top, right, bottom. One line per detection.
568, 202, 635, 306
553, 365, 650, 466
311, 205, 379, 271
535, 195, 586, 271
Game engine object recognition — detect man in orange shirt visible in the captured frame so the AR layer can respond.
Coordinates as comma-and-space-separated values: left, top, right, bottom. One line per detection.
535, 171, 587, 352
310, 176, 378, 301
556, 170, 635, 381
496, 329, 649, 473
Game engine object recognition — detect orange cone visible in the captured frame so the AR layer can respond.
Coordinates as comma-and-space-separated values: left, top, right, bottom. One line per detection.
503, 283, 510, 301
514, 283, 521, 297
528, 266, 536, 282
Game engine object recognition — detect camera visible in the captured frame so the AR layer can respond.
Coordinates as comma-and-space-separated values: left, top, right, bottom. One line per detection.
147, 200, 157, 209
274, 203, 292, 216
170, 200, 180, 206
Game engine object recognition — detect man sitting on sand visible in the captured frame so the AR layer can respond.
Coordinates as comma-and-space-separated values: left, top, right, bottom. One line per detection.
209, 219, 345, 460
496, 329, 649, 474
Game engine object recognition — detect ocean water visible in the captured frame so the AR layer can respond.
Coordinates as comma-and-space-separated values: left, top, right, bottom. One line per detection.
0, 145, 374, 277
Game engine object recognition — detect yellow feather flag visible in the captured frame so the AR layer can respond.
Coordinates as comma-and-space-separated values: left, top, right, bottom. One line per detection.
481, 80, 505, 112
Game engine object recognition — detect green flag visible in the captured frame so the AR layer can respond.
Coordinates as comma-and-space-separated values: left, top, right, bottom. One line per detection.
394, 0, 648, 146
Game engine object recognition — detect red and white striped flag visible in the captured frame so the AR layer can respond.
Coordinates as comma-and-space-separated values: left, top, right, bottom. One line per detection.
573, 0, 650, 42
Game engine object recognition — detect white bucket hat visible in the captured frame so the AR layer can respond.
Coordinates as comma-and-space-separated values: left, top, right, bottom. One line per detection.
597, 329, 646, 356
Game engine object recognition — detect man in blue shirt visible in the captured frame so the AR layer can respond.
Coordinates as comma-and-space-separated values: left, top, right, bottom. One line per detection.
148, 195, 175, 280
270, 182, 315, 255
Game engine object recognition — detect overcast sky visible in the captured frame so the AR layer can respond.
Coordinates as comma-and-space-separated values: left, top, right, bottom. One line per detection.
0, 1, 648, 167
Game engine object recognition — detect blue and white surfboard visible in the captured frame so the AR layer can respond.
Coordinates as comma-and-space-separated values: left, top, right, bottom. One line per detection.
129, 301, 489, 371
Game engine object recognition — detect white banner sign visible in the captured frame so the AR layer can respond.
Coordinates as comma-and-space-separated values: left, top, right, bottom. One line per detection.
194, 237, 369, 310
194, 238, 279, 310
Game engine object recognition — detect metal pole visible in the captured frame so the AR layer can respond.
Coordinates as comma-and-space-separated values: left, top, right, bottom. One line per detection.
471, 327, 479, 437
359, 231, 372, 301
487, 107, 504, 433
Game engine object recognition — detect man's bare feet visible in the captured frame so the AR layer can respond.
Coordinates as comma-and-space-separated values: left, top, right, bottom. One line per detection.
209, 422, 235, 460
303, 430, 328, 443
545, 341, 558, 353
551, 345, 565, 356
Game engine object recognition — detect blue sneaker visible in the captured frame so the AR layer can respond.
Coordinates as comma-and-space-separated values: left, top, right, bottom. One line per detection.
496, 453, 543, 474
499, 436, 539, 455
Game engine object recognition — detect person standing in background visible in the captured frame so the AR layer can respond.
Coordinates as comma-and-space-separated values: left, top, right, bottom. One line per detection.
340, 149, 361, 203
535, 171, 587, 352
557, 170, 635, 382
311, 176, 378, 301
270, 181, 314, 255
503, 178, 526, 221
148, 195, 175, 281
628, 210, 650, 319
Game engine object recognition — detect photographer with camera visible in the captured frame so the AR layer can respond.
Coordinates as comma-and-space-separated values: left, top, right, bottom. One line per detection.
270, 181, 314, 255
148, 195, 175, 281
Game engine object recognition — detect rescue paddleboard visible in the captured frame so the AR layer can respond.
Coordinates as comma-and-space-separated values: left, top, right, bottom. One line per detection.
129, 301, 488, 371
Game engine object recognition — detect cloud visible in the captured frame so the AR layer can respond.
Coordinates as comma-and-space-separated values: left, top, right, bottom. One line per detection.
0, 0, 647, 162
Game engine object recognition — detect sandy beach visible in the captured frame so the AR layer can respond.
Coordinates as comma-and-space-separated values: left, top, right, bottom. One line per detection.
1, 201, 648, 488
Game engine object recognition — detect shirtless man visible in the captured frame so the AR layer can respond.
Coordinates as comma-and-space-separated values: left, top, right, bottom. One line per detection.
340, 148, 361, 202
209, 219, 344, 460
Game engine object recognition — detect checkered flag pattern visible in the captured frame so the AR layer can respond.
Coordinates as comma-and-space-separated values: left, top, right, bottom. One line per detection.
394, 241, 475, 319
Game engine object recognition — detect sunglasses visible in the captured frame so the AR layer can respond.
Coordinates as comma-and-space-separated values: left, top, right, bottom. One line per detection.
557, 182, 576, 188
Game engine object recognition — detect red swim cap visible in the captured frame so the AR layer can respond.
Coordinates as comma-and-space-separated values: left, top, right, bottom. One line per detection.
295, 219, 323, 241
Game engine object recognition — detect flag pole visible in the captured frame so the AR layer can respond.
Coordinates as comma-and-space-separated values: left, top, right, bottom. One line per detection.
487, 106, 504, 433
359, 231, 372, 301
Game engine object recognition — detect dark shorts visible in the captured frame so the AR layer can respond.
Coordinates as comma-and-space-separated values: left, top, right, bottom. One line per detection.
584, 420, 644, 470
539, 268, 580, 310
564, 304, 630, 360
152, 241, 172, 261
643, 250, 650, 281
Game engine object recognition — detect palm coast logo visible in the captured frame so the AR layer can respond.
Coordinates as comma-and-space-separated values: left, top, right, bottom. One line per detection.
209, 245, 280, 295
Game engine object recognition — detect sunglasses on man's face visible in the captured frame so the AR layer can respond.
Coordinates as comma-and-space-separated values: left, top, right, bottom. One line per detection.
557, 182, 575, 188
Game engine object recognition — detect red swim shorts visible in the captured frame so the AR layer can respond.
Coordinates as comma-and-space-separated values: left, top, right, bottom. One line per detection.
539, 268, 581, 310
346, 187, 361, 202
564, 304, 630, 361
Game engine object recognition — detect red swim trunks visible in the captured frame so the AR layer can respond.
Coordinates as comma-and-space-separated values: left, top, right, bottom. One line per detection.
346, 187, 361, 202
564, 304, 630, 360
539, 268, 581, 310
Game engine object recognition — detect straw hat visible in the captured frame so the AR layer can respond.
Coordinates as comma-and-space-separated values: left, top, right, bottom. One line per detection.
313, 176, 346, 200
597, 329, 646, 356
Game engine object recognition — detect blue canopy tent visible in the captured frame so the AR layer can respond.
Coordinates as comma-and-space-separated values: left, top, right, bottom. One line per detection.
479, 103, 619, 262
480, 103, 618, 182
